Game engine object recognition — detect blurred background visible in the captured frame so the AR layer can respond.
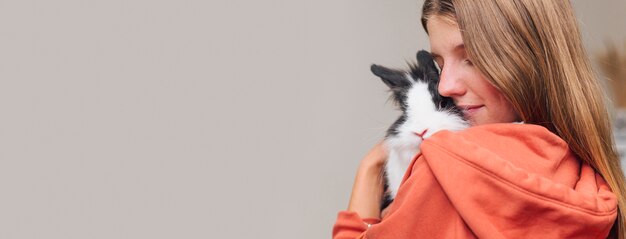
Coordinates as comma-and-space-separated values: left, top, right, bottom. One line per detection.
0, 0, 624, 238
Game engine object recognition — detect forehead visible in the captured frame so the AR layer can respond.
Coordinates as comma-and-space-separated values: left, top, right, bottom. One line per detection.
427, 17, 464, 56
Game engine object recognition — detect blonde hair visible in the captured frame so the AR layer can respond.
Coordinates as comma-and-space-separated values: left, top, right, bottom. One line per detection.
422, 0, 626, 237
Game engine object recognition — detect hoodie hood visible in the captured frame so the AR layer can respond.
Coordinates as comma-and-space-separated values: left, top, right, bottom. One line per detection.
365, 123, 617, 238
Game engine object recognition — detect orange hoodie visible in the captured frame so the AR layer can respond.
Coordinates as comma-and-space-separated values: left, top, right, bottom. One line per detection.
333, 124, 617, 238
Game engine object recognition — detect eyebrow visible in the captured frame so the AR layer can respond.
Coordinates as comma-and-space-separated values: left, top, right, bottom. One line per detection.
431, 43, 466, 59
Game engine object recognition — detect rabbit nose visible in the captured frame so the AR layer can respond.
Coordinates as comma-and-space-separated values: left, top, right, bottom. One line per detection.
414, 129, 428, 139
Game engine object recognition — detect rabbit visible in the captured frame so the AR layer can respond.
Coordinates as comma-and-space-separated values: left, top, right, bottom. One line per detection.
371, 50, 469, 209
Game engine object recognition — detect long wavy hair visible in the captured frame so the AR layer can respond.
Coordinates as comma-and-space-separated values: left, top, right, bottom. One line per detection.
421, 0, 626, 237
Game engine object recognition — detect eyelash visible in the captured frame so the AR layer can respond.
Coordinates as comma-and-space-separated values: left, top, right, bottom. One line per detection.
434, 59, 472, 70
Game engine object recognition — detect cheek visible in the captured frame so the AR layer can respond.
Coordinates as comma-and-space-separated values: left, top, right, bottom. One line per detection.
486, 87, 518, 122
473, 76, 518, 123
473, 73, 503, 103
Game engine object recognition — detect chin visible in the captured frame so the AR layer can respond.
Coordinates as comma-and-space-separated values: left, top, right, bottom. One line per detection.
468, 117, 495, 126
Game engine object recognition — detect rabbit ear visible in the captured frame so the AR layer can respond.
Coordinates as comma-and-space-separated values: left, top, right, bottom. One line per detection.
416, 50, 439, 80
415, 50, 455, 110
371, 64, 411, 90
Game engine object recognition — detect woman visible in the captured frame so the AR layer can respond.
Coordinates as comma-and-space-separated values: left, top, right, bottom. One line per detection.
333, 0, 626, 238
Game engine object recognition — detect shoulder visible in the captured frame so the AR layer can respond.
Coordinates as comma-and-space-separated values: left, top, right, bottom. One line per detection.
422, 123, 571, 175
426, 123, 568, 153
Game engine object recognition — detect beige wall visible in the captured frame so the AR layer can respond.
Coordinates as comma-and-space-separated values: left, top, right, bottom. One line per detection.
0, 0, 624, 238
574, 0, 626, 54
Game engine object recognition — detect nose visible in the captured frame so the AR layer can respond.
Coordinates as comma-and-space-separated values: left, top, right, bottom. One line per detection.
414, 129, 428, 139
438, 64, 466, 97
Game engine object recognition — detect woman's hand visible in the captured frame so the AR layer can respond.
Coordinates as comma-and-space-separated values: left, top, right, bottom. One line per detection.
346, 141, 387, 219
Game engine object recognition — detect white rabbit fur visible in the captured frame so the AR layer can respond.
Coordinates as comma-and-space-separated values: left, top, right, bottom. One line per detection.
371, 50, 469, 206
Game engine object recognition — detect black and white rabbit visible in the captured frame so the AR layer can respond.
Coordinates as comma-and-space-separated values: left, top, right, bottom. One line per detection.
371, 50, 469, 208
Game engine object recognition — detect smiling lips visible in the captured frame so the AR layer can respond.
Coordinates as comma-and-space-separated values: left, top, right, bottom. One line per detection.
458, 105, 483, 116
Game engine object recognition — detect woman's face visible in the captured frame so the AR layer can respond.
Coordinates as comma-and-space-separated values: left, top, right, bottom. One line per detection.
427, 16, 519, 126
